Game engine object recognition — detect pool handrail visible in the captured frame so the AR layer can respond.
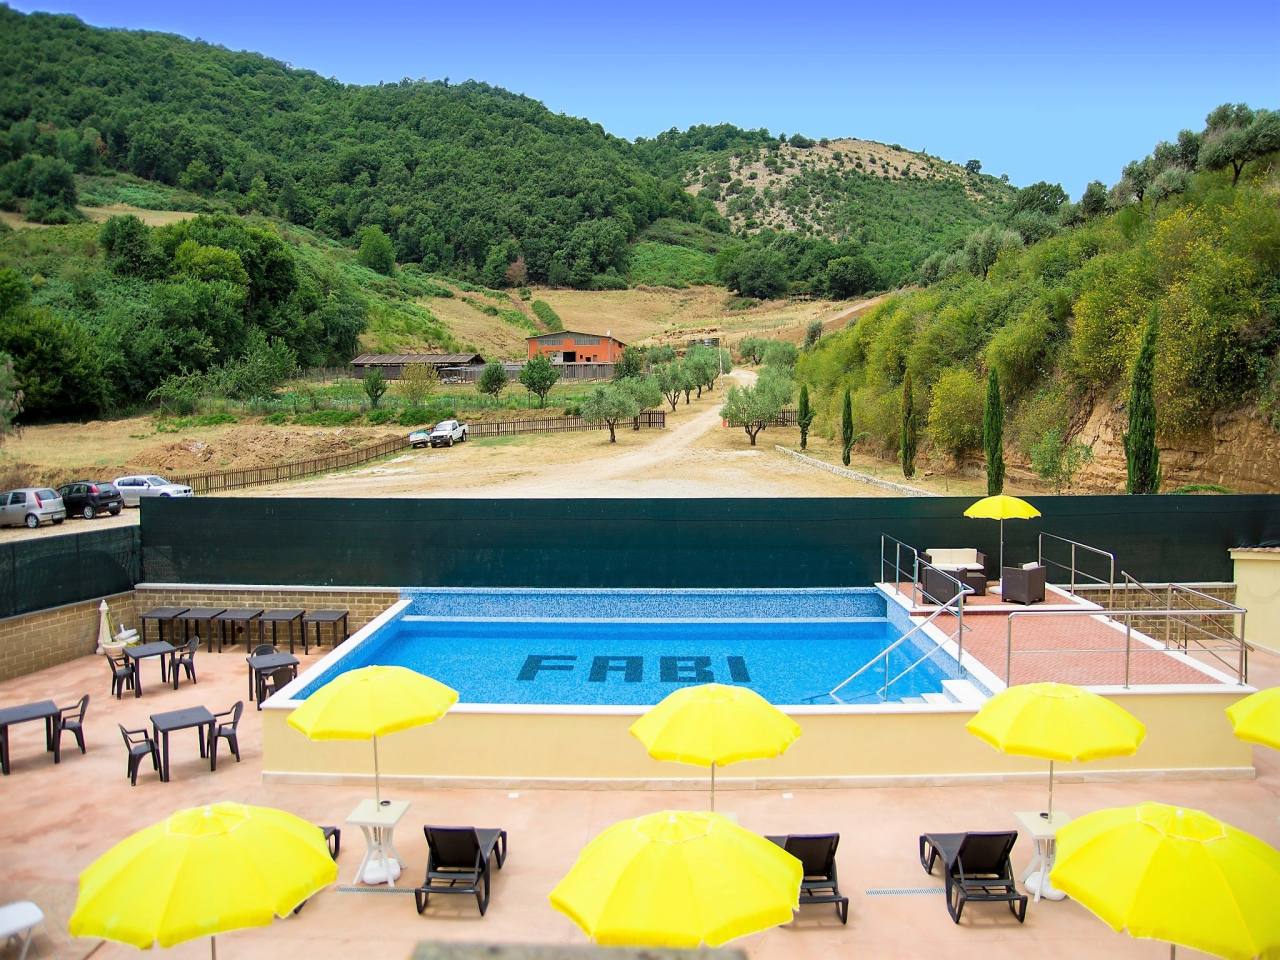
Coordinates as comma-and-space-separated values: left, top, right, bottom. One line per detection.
828, 576, 970, 704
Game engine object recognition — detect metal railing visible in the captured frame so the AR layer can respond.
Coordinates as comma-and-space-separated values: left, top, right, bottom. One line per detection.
1003, 606, 1251, 688
827, 596, 967, 703
1038, 533, 1115, 605
1117, 572, 1247, 675
830, 535, 973, 703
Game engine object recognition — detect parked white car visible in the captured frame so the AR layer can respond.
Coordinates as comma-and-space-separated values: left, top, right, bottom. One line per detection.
429, 420, 469, 448
113, 475, 195, 507
409, 430, 431, 449
0, 488, 66, 528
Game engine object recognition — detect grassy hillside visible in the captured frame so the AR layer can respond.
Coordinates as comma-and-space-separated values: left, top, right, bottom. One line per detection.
797, 113, 1280, 487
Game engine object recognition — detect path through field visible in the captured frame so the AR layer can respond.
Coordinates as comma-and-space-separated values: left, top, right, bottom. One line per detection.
227, 369, 876, 500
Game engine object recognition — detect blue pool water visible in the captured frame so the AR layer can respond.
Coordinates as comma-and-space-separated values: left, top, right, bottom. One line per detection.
295, 589, 979, 706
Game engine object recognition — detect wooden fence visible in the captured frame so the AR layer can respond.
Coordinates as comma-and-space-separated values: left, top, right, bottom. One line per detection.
773, 408, 798, 426
169, 412, 666, 493
468, 410, 665, 437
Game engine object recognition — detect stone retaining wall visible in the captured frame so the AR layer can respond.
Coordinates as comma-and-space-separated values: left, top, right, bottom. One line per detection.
773, 445, 935, 497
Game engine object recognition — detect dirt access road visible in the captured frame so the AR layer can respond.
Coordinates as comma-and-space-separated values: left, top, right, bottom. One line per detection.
225, 369, 873, 500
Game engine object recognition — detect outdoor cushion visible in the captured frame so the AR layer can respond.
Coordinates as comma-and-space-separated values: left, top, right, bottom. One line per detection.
1022, 562, 1041, 570
926, 548, 984, 570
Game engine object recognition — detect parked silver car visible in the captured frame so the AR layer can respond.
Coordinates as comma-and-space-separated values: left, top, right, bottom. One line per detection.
0, 488, 66, 528
113, 475, 195, 507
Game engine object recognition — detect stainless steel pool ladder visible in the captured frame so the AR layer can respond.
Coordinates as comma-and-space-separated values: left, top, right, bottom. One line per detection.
827, 582, 970, 704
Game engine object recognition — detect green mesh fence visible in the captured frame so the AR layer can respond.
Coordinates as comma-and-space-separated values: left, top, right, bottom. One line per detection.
1, 526, 141, 618
139, 496, 1280, 589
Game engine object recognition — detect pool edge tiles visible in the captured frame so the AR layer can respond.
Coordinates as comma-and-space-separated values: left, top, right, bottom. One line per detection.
280, 587, 992, 708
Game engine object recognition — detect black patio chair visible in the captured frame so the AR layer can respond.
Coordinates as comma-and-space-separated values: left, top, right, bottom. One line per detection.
919, 830, 1027, 924
259, 667, 295, 703
212, 701, 244, 764
774, 833, 848, 924
56, 694, 89, 756
118, 723, 159, 786
168, 637, 199, 689
106, 653, 135, 699
249, 644, 277, 658
414, 825, 508, 916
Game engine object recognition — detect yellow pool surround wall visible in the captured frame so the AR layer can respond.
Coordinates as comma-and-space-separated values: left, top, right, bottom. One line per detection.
262, 690, 1254, 789
1231, 547, 1280, 654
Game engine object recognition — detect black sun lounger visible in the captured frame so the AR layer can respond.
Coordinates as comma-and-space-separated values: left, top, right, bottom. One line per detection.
768, 833, 849, 924
414, 825, 508, 916
919, 830, 1027, 924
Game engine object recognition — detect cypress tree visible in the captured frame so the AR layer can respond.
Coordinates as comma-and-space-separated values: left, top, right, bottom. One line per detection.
984, 368, 1005, 495
1125, 310, 1161, 494
901, 371, 917, 478
797, 384, 815, 450
840, 388, 853, 466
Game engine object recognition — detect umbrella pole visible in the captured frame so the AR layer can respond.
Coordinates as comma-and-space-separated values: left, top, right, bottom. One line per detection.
373, 735, 381, 805
999, 518, 1004, 581
211, 935, 216, 960
1047, 760, 1054, 820
710, 761, 716, 812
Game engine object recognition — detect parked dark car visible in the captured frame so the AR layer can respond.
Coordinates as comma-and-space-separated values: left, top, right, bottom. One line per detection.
57, 480, 124, 519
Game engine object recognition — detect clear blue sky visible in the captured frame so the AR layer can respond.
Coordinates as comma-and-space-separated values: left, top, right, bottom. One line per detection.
14, 0, 1280, 195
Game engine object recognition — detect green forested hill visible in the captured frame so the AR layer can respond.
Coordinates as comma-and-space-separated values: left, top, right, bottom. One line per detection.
0, 5, 709, 288
797, 107, 1280, 487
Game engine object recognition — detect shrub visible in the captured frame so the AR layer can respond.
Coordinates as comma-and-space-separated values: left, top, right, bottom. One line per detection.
531, 299, 563, 331
477, 361, 508, 396
927, 366, 985, 459
294, 409, 360, 426
365, 408, 396, 425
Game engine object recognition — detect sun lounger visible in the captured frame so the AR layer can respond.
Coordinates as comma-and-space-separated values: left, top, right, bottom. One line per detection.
767, 833, 849, 923
414, 825, 508, 916
919, 830, 1027, 924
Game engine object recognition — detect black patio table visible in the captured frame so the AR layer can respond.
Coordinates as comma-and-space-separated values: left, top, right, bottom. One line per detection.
178, 607, 226, 645
150, 705, 215, 782
215, 608, 264, 652
124, 641, 176, 698
0, 700, 60, 775
248, 652, 300, 706
302, 609, 350, 651
258, 609, 306, 653
139, 607, 188, 645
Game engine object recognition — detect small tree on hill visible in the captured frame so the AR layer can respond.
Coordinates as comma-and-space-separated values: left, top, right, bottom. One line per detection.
581, 383, 639, 443
356, 226, 395, 275
620, 376, 662, 430
1031, 428, 1093, 493
901, 372, 917, 478
803, 320, 824, 349
656, 362, 687, 412
1125, 310, 1161, 494
612, 347, 646, 381
398, 362, 438, 409
840, 388, 854, 466
721, 371, 792, 446
797, 384, 815, 450
984, 368, 1005, 495
477, 361, 508, 397
518, 354, 559, 407
362, 368, 388, 408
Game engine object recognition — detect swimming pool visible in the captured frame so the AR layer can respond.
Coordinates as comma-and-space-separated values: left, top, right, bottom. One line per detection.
293, 588, 987, 706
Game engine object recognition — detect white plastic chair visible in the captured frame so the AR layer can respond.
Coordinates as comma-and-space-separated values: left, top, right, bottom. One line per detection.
0, 901, 42, 960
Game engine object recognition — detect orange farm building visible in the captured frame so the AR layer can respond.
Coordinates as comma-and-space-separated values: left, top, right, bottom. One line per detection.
526, 331, 626, 364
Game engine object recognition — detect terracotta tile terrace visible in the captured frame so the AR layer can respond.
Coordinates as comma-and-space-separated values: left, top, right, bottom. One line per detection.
0, 628, 1274, 959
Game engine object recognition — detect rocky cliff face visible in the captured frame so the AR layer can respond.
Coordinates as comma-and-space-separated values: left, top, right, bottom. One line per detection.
1006, 393, 1280, 493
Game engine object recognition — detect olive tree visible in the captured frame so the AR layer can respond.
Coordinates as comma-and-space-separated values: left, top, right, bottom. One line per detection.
581, 383, 640, 443
720, 370, 793, 446
656, 361, 688, 412
619, 376, 662, 430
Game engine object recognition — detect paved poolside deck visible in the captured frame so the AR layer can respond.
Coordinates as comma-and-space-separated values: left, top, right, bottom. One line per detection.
890, 581, 1235, 686
0, 643, 1275, 959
